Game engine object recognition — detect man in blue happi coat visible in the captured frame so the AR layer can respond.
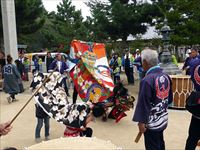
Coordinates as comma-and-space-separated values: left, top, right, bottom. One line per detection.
49, 53, 70, 97
133, 48, 173, 150
185, 53, 200, 150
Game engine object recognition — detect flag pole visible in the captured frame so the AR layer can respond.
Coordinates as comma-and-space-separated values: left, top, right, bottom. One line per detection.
7, 66, 58, 126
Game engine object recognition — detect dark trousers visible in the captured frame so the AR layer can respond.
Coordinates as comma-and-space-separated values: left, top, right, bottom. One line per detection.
114, 75, 120, 84
185, 116, 200, 150
73, 86, 78, 104
35, 117, 50, 138
62, 77, 69, 95
125, 67, 134, 84
10, 93, 16, 99
80, 127, 93, 137
144, 129, 165, 150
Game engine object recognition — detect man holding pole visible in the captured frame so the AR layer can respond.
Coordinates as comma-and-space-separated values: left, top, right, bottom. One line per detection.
133, 49, 173, 150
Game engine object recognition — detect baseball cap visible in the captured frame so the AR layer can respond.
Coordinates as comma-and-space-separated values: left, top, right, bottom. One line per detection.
186, 49, 191, 54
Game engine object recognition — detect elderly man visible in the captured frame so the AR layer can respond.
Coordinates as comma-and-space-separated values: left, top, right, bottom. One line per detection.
133, 49, 173, 150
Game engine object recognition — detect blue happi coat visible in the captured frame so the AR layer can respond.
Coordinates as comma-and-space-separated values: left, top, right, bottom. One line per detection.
49, 60, 68, 74
190, 58, 200, 91
133, 66, 173, 131
3, 64, 21, 94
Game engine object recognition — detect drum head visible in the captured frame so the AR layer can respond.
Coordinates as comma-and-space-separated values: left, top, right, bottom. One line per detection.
27, 137, 118, 150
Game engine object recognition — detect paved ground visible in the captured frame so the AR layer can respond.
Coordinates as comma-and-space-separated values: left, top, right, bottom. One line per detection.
0, 73, 198, 150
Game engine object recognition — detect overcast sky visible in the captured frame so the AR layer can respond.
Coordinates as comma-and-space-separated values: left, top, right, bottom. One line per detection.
42, 0, 94, 18
42, 0, 158, 39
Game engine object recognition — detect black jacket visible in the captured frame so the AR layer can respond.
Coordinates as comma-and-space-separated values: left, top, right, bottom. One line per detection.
35, 104, 49, 118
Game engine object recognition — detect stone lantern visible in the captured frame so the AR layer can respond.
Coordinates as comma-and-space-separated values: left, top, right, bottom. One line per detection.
159, 18, 181, 75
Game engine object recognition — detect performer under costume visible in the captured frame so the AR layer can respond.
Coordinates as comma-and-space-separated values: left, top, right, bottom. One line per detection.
97, 82, 135, 123
30, 72, 104, 138
63, 104, 104, 137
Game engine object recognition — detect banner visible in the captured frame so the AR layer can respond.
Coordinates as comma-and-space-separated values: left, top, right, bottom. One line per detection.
69, 40, 114, 103
31, 72, 91, 128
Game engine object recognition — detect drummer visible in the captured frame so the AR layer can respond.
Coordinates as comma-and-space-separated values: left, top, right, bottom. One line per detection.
185, 55, 200, 150
183, 47, 200, 75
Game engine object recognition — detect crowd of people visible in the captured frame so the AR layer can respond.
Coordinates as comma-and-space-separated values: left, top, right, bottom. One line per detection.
0, 46, 200, 150
109, 48, 179, 85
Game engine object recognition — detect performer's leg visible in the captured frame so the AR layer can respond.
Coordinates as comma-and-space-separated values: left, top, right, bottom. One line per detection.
108, 107, 117, 119
114, 75, 117, 84
116, 75, 120, 83
144, 129, 165, 150
185, 116, 200, 150
35, 118, 43, 139
62, 77, 70, 97
10, 93, 15, 100
73, 86, 78, 104
80, 127, 93, 137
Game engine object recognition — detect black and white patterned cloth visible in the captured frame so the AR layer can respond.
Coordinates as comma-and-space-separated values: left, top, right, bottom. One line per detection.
30, 72, 91, 128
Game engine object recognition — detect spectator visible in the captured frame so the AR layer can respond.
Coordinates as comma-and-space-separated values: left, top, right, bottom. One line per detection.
14, 60, 24, 77
122, 50, 135, 85
34, 54, 39, 71
109, 53, 121, 84
23, 57, 30, 81
3, 55, 21, 103
46, 52, 54, 73
133, 48, 173, 150
185, 50, 200, 150
183, 47, 200, 76
18, 53, 24, 64
135, 49, 141, 59
133, 56, 145, 80
38, 58, 43, 73
171, 54, 178, 66
0, 51, 6, 79
49, 53, 70, 97
0, 51, 6, 69
182, 49, 192, 75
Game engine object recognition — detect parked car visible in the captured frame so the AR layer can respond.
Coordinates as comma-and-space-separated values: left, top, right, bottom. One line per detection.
24, 52, 68, 72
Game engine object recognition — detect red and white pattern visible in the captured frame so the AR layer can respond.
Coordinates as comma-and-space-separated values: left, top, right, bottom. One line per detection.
69, 40, 114, 103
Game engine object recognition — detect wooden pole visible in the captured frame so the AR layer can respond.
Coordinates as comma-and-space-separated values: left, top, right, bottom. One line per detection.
135, 132, 142, 143
8, 67, 58, 126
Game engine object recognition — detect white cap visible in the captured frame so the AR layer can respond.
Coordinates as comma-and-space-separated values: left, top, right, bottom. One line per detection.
136, 49, 140, 52
186, 49, 191, 54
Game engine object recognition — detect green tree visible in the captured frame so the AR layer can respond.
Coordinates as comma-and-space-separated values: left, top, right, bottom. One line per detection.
87, 0, 160, 48
154, 0, 200, 46
0, 0, 46, 46
55, 0, 88, 47
27, 0, 89, 51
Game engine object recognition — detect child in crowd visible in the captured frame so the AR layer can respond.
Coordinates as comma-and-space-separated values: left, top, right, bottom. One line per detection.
35, 102, 50, 142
